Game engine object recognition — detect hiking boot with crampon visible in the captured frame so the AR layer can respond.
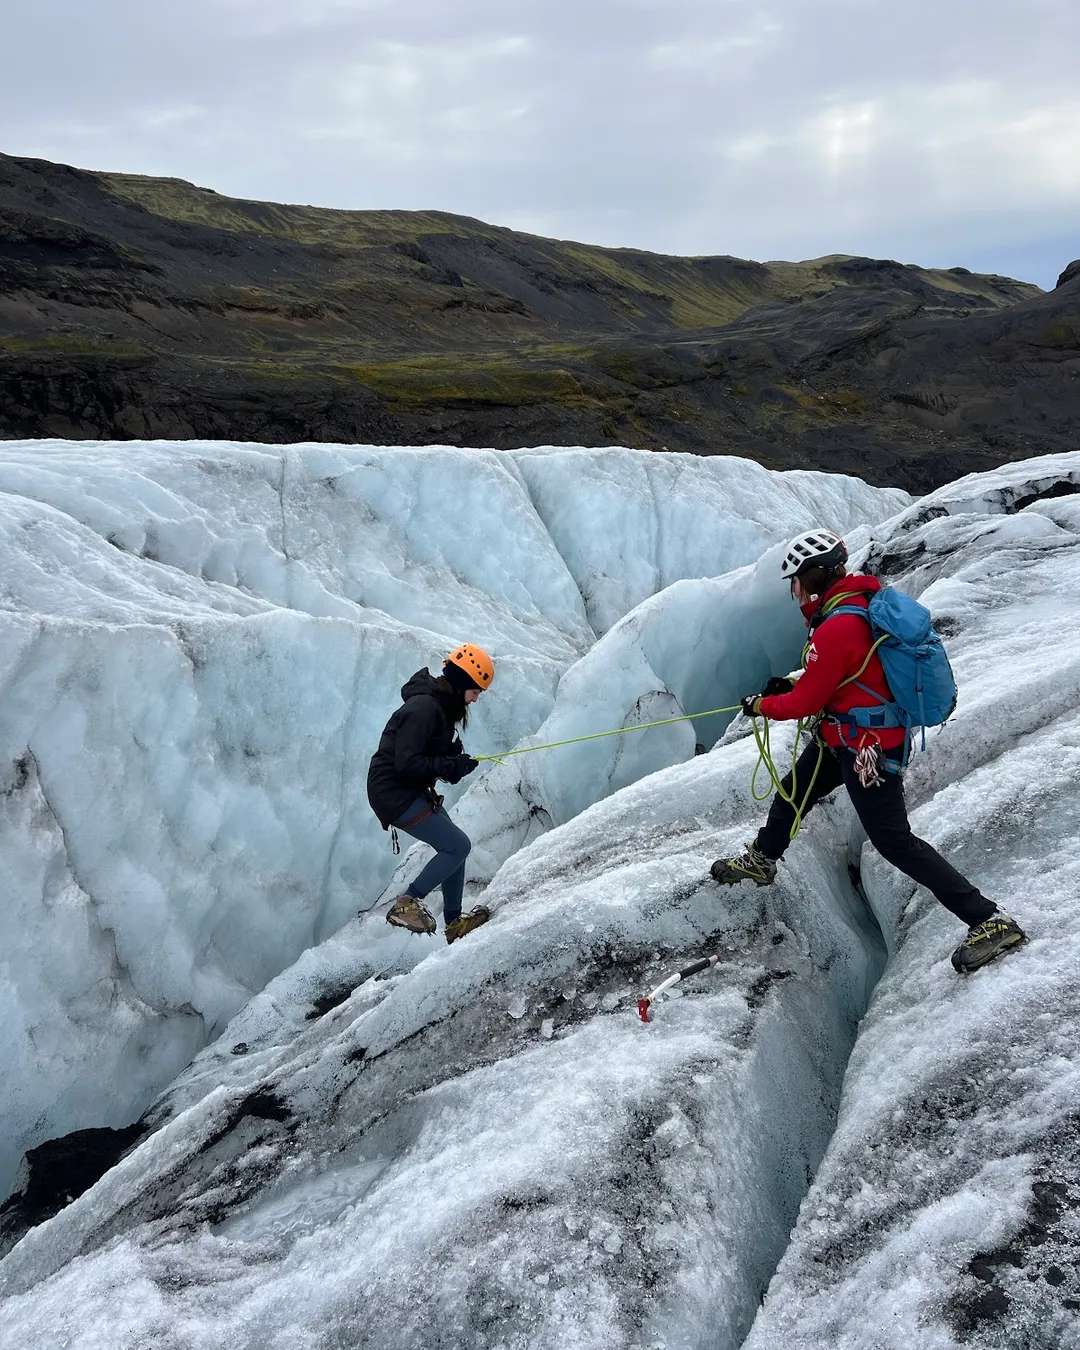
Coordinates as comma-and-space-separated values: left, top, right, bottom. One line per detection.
710, 843, 777, 887
951, 912, 1026, 973
386, 894, 437, 936
445, 906, 490, 945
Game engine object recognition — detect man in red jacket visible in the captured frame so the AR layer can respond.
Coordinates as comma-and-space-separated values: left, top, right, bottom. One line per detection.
711, 529, 1026, 974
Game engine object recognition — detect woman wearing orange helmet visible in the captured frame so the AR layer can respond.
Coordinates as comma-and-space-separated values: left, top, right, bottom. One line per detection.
367, 644, 494, 943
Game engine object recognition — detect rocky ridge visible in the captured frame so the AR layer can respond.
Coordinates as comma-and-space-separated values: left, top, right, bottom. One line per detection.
1, 151, 1078, 491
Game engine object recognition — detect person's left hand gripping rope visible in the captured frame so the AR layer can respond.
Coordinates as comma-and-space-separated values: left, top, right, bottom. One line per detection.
761, 676, 796, 697
740, 694, 762, 717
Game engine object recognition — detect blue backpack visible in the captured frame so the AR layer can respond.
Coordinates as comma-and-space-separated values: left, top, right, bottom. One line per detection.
825, 587, 958, 755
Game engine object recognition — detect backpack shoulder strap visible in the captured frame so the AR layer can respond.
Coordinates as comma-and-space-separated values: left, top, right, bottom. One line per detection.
819, 599, 891, 695
807, 591, 868, 642
821, 590, 871, 619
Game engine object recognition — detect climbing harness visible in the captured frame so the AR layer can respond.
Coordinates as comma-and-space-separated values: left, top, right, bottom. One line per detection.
638, 954, 723, 1023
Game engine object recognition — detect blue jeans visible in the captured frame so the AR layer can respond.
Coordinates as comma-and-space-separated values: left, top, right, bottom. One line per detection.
393, 798, 472, 923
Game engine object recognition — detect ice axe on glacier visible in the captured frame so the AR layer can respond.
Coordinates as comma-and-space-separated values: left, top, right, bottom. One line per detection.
637, 953, 723, 1023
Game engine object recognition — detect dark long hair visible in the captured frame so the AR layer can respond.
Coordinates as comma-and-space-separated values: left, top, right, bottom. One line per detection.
434, 675, 469, 728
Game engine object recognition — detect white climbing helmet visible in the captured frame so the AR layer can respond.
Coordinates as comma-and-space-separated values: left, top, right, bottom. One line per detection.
780, 529, 848, 579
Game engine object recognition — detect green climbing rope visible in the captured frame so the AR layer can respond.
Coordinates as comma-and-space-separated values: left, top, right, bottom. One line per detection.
475, 700, 825, 842
473, 705, 742, 763
747, 714, 825, 841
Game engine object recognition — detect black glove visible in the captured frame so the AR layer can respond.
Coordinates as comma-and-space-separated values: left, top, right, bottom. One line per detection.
444, 755, 479, 784
761, 676, 796, 697
450, 736, 463, 755
740, 694, 762, 718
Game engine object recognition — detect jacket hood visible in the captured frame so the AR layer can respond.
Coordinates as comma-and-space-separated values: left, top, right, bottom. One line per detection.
400, 668, 440, 701
800, 572, 881, 623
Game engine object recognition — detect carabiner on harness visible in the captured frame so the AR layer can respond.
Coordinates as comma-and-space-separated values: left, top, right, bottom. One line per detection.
852, 731, 886, 789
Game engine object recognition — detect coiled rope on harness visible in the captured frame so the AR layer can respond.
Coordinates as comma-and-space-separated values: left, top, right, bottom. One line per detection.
746, 714, 825, 842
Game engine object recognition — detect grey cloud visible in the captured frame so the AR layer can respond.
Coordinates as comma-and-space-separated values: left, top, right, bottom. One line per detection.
3, 0, 1077, 287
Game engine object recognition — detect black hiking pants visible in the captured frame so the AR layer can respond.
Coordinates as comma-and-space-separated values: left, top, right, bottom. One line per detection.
755, 742, 996, 928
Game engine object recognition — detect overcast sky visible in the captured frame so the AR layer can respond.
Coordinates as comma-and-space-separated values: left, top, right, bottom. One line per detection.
4, 0, 1077, 288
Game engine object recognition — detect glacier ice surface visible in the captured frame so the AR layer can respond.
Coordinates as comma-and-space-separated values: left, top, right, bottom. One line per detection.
6, 446, 1080, 1347
0, 439, 904, 1205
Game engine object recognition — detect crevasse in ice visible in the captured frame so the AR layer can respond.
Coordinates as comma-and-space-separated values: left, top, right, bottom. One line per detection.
0, 439, 904, 1206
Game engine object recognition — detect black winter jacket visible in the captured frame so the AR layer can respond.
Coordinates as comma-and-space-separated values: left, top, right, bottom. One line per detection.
366, 669, 474, 828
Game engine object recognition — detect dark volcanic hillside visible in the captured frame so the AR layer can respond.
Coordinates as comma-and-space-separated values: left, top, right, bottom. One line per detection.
2, 152, 1077, 490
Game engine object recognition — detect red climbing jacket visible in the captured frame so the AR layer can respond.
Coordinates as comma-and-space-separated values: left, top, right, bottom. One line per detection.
757, 574, 908, 752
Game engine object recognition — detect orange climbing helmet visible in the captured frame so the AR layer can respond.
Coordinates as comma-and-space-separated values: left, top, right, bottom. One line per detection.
445, 643, 494, 690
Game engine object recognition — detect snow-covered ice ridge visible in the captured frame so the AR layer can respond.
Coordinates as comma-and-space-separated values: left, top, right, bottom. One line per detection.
0, 440, 904, 1206
3, 447, 1080, 1350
